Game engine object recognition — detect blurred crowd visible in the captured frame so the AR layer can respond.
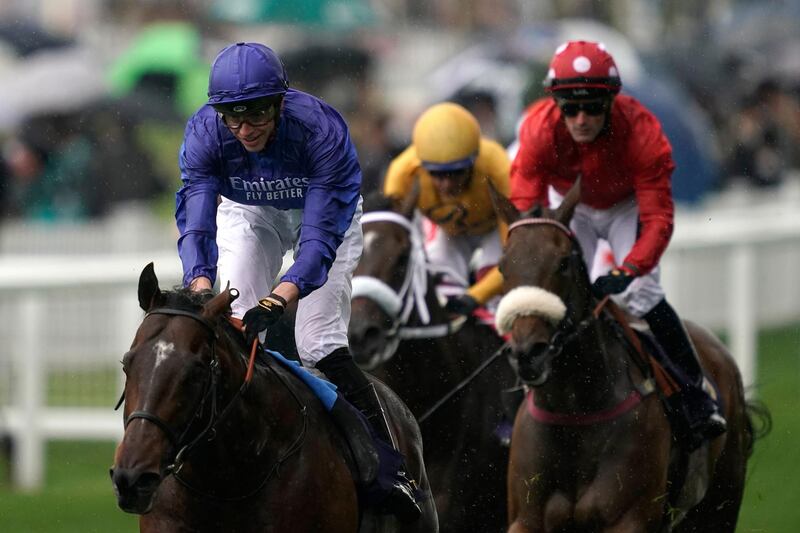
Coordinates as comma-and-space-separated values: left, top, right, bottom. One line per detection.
1, 0, 800, 223
720, 78, 800, 188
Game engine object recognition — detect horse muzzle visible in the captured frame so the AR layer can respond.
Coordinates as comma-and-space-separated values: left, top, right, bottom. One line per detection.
348, 321, 388, 367
110, 466, 162, 514
510, 341, 556, 387
349, 297, 397, 369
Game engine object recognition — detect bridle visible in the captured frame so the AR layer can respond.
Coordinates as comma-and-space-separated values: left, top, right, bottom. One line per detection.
118, 305, 308, 501
116, 300, 311, 502
505, 217, 599, 359
504, 217, 656, 421
121, 307, 248, 476
352, 211, 466, 368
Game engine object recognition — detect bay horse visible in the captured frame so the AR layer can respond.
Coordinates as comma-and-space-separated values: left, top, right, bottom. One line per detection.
110, 263, 438, 532
348, 191, 517, 533
490, 182, 758, 532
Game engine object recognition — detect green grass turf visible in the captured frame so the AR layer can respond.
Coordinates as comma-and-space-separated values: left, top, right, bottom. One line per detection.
736, 325, 800, 532
0, 441, 138, 532
0, 325, 798, 532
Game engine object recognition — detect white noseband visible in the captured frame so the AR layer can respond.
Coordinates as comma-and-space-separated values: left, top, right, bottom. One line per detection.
495, 286, 567, 335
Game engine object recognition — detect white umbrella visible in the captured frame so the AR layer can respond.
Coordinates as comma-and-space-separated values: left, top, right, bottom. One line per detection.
0, 46, 109, 132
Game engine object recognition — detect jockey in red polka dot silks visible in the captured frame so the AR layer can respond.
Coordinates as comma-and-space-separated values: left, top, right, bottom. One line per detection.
510, 40, 726, 449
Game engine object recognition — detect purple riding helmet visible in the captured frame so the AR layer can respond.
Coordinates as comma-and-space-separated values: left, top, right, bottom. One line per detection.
207, 42, 289, 114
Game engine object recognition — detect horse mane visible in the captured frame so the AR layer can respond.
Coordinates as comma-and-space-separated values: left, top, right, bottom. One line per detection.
157, 287, 246, 346
160, 286, 211, 311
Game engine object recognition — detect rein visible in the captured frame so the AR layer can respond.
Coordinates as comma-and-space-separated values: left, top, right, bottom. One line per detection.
123, 308, 247, 476
504, 217, 657, 424
354, 210, 501, 420
119, 306, 308, 501
353, 211, 467, 366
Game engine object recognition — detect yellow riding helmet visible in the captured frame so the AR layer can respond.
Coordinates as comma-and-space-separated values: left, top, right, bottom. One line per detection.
412, 102, 481, 172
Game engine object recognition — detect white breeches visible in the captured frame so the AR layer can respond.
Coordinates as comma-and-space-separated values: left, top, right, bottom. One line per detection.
216, 197, 364, 366
424, 224, 502, 287
570, 197, 665, 317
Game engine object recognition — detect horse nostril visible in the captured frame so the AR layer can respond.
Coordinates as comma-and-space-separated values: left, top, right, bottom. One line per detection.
515, 342, 550, 363
111, 467, 161, 495
512, 342, 552, 382
350, 324, 382, 348
111, 467, 137, 493
136, 472, 162, 493
350, 325, 385, 363
362, 326, 382, 345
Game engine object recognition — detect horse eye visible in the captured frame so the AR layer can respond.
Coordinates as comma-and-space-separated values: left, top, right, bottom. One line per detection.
557, 256, 571, 274
121, 351, 134, 371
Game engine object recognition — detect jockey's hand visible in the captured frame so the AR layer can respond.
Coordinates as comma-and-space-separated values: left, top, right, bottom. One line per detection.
592, 269, 635, 297
445, 293, 479, 316
242, 293, 286, 345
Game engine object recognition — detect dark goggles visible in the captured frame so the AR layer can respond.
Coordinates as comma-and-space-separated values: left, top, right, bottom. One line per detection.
428, 167, 472, 179
557, 100, 608, 117
218, 106, 278, 130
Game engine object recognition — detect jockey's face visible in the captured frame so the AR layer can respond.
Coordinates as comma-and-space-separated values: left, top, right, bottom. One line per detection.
557, 97, 610, 143
429, 167, 472, 198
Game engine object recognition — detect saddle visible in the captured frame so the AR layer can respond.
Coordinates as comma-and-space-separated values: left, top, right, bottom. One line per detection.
255, 348, 381, 487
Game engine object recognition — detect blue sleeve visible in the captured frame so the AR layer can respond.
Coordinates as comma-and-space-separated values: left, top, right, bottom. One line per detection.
175, 114, 222, 287
281, 107, 361, 297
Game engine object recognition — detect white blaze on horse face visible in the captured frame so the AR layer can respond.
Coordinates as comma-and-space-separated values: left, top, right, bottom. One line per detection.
153, 340, 175, 369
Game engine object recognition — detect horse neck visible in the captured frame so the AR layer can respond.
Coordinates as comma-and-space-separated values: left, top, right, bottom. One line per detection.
381, 274, 501, 414
538, 309, 634, 413
192, 334, 304, 473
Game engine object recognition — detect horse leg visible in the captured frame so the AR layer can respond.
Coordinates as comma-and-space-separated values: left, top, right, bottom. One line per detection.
672, 430, 747, 532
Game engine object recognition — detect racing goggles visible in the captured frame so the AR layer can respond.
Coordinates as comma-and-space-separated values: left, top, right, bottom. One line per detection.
557, 99, 608, 117
218, 105, 279, 130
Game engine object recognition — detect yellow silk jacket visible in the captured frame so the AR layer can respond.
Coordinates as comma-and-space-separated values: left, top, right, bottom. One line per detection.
383, 138, 510, 304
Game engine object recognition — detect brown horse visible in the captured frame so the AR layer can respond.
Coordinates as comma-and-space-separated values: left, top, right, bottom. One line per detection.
349, 192, 517, 533
490, 183, 758, 532
110, 263, 438, 532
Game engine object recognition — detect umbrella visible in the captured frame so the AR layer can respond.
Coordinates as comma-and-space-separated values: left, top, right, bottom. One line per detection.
0, 20, 73, 57
0, 47, 108, 132
107, 22, 208, 117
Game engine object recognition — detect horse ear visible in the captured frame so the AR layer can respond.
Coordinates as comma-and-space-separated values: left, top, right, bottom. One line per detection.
553, 177, 581, 225
397, 176, 420, 219
202, 282, 235, 319
487, 178, 520, 225
138, 262, 162, 311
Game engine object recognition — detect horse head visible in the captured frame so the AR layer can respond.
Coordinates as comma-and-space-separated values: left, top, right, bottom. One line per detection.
491, 180, 594, 386
111, 263, 240, 514
349, 185, 436, 369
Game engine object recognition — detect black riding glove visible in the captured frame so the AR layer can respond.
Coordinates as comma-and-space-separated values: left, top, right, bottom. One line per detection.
445, 293, 479, 316
592, 269, 635, 297
242, 293, 286, 345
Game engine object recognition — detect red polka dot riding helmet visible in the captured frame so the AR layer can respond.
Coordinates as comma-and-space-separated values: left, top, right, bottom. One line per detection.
543, 40, 621, 99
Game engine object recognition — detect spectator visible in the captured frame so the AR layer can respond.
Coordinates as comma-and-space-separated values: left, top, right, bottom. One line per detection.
725, 78, 800, 188
1, 113, 92, 221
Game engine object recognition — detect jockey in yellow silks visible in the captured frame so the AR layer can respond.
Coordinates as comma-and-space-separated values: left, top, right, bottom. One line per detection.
383, 102, 509, 315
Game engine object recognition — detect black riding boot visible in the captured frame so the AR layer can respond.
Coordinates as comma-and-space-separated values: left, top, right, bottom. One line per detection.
317, 348, 421, 523
644, 299, 727, 445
